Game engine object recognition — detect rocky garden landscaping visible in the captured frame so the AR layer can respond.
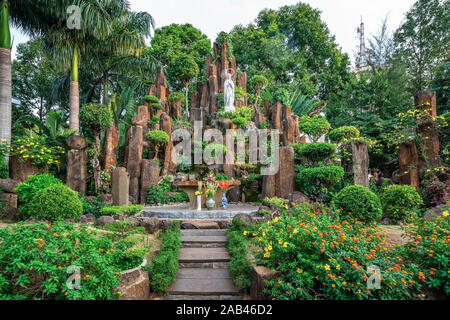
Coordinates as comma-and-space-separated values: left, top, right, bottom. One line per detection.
0, 0, 448, 301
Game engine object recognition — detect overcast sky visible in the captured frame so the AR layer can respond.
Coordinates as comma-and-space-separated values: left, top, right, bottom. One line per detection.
11, 0, 417, 64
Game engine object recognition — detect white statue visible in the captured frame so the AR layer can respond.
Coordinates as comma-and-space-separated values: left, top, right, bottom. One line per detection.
223, 73, 235, 113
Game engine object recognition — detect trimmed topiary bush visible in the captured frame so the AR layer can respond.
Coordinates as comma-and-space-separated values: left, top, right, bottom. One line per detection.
168, 92, 184, 104
16, 174, 63, 219
143, 95, 159, 104
381, 185, 423, 223
145, 130, 170, 160
151, 103, 163, 110
29, 184, 83, 221
232, 117, 248, 128
328, 126, 360, 144
335, 185, 382, 222
291, 142, 336, 163
298, 114, 331, 142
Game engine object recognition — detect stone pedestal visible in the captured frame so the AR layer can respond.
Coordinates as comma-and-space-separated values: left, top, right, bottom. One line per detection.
352, 141, 369, 188
112, 167, 129, 206
66, 135, 88, 196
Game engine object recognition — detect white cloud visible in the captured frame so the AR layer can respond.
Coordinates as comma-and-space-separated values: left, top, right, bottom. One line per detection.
11, 0, 417, 61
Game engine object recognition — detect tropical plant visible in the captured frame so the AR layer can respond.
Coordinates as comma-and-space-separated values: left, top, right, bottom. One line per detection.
288, 90, 323, 117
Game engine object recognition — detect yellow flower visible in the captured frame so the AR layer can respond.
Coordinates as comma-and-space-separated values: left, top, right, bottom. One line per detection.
243, 231, 248, 236
336, 264, 341, 270
324, 264, 331, 271
268, 244, 273, 251
278, 239, 283, 245
442, 211, 449, 217
296, 268, 303, 274
283, 242, 288, 248
264, 252, 271, 258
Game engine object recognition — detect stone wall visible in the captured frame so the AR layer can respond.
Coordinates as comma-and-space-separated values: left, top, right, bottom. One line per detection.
116, 259, 150, 300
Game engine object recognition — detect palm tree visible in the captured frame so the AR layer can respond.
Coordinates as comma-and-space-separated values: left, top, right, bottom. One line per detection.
44, 1, 128, 133
1, 0, 72, 145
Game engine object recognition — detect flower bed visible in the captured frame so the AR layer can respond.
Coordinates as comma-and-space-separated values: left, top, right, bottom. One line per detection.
0, 222, 146, 300
247, 199, 428, 300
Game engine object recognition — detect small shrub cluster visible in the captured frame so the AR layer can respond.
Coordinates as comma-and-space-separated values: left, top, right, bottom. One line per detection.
81, 195, 105, 218
0, 222, 139, 300
328, 126, 360, 144
147, 184, 189, 205
295, 165, 344, 200
143, 95, 159, 104
400, 203, 450, 295
263, 197, 289, 209
227, 218, 253, 291
100, 205, 143, 217
15, 174, 63, 220
148, 221, 180, 295
381, 185, 423, 223
291, 142, 336, 163
298, 115, 331, 142
254, 200, 423, 300
29, 184, 83, 221
335, 185, 382, 222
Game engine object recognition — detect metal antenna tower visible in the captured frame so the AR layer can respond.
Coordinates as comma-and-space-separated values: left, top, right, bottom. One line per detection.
356, 17, 368, 69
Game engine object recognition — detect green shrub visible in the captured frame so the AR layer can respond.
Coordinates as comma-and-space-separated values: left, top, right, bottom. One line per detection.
168, 92, 184, 104
145, 130, 170, 144
249, 75, 269, 93
100, 205, 143, 217
143, 95, 159, 104
232, 117, 248, 128
296, 166, 344, 183
381, 185, 423, 222
263, 197, 289, 209
328, 126, 360, 144
256, 201, 423, 300
0, 222, 138, 300
291, 142, 336, 163
81, 195, 105, 218
79, 103, 112, 130
148, 115, 160, 126
273, 88, 290, 106
335, 185, 382, 222
147, 186, 188, 205
151, 103, 163, 110
295, 166, 344, 200
16, 174, 63, 220
401, 206, 450, 295
214, 173, 231, 181
234, 106, 254, 120
0, 153, 8, 179
148, 221, 180, 295
298, 114, 331, 142
227, 220, 253, 291
28, 184, 83, 221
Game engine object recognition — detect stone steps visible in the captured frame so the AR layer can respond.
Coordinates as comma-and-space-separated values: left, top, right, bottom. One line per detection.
168, 228, 240, 299
178, 247, 230, 263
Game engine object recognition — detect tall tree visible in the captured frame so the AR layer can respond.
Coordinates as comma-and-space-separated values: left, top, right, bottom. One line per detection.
0, 1, 12, 145
167, 54, 199, 118
367, 16, 395, 69
230, 3, 350, 100
393, 0, 450, 92
12, 39, 57, 125
150, 23, 211, 83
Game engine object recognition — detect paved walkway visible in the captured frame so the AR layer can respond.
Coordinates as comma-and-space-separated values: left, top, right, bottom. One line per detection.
165, 228, 241, 300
